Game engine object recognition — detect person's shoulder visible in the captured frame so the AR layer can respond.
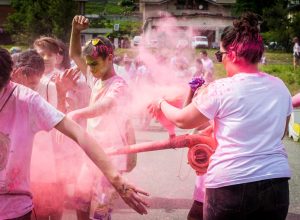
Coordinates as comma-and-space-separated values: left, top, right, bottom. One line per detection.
267, 73, 289, 87
207, 77, 239, 96
11, 82, 42, 106
14, 82, 38, 98
112, 75, 127, 85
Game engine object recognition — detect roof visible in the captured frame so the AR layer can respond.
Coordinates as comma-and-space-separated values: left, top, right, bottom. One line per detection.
145, 12, 234, 20
81, 28, 113, 34
213, 0, 236, 4
0, 0, 11, 6
141, 0, 235, 4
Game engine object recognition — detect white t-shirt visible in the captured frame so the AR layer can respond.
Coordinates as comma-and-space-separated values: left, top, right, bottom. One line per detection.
86, 73, 129, 170
193, 72, 292, 188
0, 82, 64, 219
201, 58, 214, 73
294, 42, 300, 56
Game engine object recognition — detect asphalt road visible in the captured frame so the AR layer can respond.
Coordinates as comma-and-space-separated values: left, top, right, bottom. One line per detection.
62, 122, 300, 220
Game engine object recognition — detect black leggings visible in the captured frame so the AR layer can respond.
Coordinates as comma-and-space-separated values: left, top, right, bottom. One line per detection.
187, 200, 204, 220
8, 211, 32, 220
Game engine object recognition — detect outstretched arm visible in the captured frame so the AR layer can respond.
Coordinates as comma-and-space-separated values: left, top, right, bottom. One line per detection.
69, 15, 89, 75
68, 95, 114, 121
149, 98, 209, 129
55, 117, 149, 214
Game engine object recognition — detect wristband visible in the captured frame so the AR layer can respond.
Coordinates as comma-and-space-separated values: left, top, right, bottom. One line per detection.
157, 98, 165, 110
189, 76, 205, 92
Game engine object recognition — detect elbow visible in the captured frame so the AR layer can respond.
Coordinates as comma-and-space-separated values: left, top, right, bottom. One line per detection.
177, 123, 188, 129
173, 117, 191, 129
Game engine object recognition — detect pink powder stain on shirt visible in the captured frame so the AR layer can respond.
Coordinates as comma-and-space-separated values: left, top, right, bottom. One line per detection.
7, 167, 21, 191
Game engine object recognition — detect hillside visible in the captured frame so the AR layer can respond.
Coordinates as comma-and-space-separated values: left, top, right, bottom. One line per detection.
85, 0, 138, 15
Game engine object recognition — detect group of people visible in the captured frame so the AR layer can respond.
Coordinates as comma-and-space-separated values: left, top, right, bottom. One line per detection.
0, 11, 296, 220
0, 15, 149, 220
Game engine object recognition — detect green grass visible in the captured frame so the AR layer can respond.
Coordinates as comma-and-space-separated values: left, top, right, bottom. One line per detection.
264, 51, 293, 65
260, 64, 300, 94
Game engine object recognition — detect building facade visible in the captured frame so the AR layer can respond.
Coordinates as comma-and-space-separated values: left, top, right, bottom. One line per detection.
140, 0, 235, 46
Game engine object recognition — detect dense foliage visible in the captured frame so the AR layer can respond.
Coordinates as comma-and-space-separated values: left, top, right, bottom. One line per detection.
233, 0, 300, 51
4, 0, 77, 44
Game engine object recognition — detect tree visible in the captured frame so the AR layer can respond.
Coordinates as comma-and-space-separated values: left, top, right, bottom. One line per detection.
233, 0, 298, 51
290, 12, 300, 39
232, 0, 280, 16
4, 0, 77, 44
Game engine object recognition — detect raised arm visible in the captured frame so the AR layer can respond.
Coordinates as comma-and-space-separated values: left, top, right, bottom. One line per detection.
69, 15, 89, 75
55, 117, 149, 214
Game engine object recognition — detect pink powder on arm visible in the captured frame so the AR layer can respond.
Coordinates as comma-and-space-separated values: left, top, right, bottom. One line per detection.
292, 93, 300, 107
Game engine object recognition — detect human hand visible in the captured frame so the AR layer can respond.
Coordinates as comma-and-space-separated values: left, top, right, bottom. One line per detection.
72, 15, 89, 32
147, 98, 165, 119
188, 76, 205, 92
147, 98, 176, 137
55, 68, 81, 94
67, 110, 82, 122
115, 180, 149, 215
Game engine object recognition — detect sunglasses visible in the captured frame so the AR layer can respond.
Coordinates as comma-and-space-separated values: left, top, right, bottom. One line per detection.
215, 51, 228, 62
91, 38, 105, 46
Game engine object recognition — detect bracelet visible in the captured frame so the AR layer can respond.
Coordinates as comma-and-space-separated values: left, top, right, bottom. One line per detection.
157, 98, 165, 110
188, 76, 205, 92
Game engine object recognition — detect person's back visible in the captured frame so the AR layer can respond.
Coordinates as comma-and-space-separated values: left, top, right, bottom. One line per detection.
0, 80, 64, 219
148, 12, 292, 220
194, 72, 291, 187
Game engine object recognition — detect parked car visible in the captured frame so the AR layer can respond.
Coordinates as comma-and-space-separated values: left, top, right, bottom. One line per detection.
288, 109, 300, 142
132, 35, 141, 46
191, 36, 209, 49
266, 41, 285, 51
211, 42, 220, 49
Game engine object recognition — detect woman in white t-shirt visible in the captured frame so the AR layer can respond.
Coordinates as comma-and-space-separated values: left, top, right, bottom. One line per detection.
293, 37, 300, 70
0, 48, 148, 220
149, 12, 291, 220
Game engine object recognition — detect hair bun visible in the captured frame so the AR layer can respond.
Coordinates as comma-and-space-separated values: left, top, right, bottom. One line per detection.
233, 12, 260, 36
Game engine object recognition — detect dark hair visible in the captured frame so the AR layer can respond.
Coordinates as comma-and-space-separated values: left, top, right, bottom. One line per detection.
0, 48, 13, 89
14, 49, 45, 77
83, 36, 114, 60
221, 12, 264, 64
200, 50, 208, 56
293, 37, 299, 43
55, 39, 71, 70
33, 36, 60, 54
